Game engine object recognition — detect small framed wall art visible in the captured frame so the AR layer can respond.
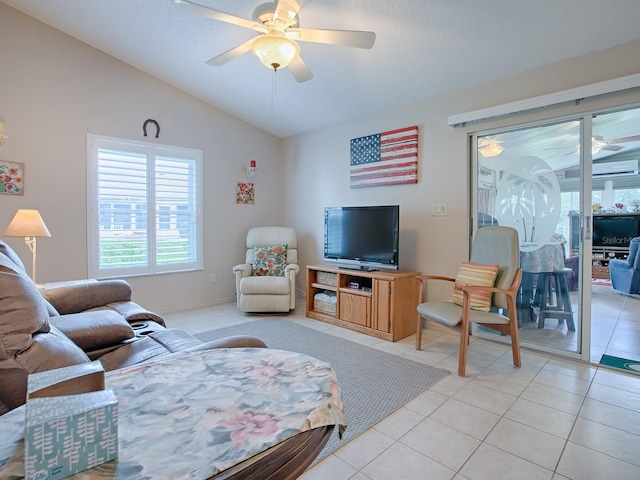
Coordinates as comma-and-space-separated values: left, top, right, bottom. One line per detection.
0, 161, 24, 195
236, 181, 255, 204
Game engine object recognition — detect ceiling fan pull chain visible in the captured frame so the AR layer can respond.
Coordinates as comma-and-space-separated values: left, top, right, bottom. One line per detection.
271, 69, 277, 123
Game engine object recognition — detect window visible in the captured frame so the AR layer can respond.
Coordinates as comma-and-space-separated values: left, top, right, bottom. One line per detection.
87, 134, 203, 278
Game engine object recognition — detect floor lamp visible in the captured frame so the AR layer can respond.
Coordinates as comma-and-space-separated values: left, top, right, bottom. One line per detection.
3, 209, 51, 282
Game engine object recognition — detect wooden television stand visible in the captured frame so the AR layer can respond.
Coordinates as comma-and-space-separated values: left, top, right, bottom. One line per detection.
306, 265, 421, 342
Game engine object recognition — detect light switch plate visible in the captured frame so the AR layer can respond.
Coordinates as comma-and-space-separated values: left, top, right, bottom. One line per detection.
431, 203, 448, 216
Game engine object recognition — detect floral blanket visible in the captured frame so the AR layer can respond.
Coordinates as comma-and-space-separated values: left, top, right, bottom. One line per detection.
0, 348, 347, 479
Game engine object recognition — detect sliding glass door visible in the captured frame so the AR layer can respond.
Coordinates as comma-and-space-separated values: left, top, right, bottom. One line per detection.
472, 105, 640, 365
474, 119, 585, 358
589, 108, 640, 368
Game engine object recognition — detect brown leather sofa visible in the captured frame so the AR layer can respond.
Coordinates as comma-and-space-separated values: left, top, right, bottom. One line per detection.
0, 240, 265, 415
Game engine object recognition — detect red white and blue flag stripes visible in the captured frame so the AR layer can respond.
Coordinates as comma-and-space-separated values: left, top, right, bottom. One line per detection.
350, 126, 419, 188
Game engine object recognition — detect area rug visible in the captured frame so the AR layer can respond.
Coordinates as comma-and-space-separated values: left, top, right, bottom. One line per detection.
599, 354, 640, 373
592, 278, 612, 286
196, 319, 450, 461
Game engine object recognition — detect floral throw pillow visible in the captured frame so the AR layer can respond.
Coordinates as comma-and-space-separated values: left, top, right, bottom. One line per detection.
450, 261, 499, 312
252, 244, 288, 276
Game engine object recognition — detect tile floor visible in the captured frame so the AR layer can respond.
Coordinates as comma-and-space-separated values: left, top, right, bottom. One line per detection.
164, 302, 640, 480
514, 283, 640, 363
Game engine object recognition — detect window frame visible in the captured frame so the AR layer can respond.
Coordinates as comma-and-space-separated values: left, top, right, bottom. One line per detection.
87, 134, 203, 279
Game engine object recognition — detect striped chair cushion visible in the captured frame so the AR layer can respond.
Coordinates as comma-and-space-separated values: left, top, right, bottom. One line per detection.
450, 262, 499, 312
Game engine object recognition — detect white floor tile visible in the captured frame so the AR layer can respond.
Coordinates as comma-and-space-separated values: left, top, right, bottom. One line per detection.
485, 418, 565, 470
429, 398, 501, 440
371, 407, 424, 440
504, 398, 576, 439
519, 383, 584, 415
402, 389, 449, 417
361, 442, 455, 480
400, 417, 480, 471
579, 397, 640, 436
334, 428, 394, 470
532, 369, 591, 396
472, 369, 531, 396
587, 381, 640, 411
453, 382, 517, 415
556, 442, 640, 480
569, 417, 640, 467
459, 443, 553, 480
300, 454, 357, 480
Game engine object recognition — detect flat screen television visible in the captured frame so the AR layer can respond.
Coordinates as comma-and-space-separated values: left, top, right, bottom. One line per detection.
324, 205, 399, 271
592, 214, 640, 250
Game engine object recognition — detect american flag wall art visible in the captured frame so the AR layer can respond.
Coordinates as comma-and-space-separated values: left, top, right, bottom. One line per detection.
350, 126, 419, 188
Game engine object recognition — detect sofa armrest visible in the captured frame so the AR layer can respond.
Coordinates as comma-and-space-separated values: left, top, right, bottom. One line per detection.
49, 310, 135, 351
107, 301, 166, 327
39, 279, 132, 315
184, 335, 268, 351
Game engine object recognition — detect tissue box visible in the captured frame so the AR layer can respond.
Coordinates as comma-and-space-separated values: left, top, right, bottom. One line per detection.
24, 362, 118, 480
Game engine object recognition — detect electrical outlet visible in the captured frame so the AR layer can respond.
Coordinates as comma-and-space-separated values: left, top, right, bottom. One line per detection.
210, 274, 217, 283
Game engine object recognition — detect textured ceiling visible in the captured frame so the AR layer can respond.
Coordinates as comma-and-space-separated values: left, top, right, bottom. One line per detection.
3, 0, 640, 138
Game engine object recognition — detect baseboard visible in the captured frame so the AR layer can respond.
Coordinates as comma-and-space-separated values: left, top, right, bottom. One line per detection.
154, 296, 236, 315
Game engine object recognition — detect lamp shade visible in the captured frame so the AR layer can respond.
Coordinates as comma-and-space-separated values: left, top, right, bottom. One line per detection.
251, 34, 300, 71
3, 209, 51, 238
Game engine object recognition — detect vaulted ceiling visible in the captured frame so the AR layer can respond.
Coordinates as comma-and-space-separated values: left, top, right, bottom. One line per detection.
3, 0, 640, 138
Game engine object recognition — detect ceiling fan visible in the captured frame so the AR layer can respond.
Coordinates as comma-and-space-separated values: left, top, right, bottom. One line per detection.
544, 134, 640, 156
173, 0, 376, 83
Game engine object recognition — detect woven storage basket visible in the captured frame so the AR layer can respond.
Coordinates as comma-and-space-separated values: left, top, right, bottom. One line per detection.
313, 292, 337, 316
316, 271, 337, 287
314, 298, 337, 316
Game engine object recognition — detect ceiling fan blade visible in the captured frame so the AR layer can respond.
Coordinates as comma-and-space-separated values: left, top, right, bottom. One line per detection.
173, 0, 259, 30
602, 144, 624, 152
288, 28, 376, 49
605, 135, 640, 144
288, 55, 314, 83
206, 38, 255, 66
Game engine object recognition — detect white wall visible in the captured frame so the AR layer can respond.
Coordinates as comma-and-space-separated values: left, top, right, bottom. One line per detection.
3, 1, 640, 310
0, 3, 283, 312
282, 40, 640, 301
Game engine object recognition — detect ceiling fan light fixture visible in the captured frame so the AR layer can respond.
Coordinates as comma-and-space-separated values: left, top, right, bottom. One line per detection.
251, 33, 300, 71
478, 139, 504, 158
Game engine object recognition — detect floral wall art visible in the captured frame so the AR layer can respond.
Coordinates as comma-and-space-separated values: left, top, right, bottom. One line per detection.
0, 161, 24, 195
236, 181, 254, 204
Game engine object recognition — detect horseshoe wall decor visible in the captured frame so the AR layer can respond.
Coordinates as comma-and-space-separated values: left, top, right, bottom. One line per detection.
143, 119, 160, 138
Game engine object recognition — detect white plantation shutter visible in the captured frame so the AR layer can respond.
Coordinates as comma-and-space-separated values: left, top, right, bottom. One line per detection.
87, 134, 203, 278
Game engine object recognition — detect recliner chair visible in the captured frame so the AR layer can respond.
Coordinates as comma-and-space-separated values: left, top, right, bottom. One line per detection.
609, 237, 640, 294
233, 227, 299, 312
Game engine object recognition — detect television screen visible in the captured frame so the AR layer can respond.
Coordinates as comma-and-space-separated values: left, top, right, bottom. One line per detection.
324, 205, 399, 270
592, 215, 640, 249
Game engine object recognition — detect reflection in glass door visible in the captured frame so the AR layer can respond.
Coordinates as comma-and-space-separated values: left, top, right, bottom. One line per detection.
590, 108, 640, 369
